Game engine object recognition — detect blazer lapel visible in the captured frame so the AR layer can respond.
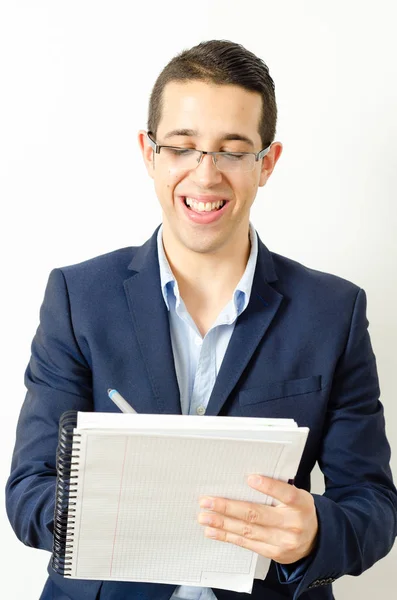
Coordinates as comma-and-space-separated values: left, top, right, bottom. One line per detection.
122, 229, 282, 417
206, 236, 284, 416
123, 229, 181, 415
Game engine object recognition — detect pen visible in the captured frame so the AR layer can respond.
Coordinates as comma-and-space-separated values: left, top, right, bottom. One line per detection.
107, 388, 137, 414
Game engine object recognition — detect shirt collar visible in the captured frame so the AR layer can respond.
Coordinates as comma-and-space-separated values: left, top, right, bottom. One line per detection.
233, 222, 258, 315
157, 227, 178, 311
157, 223, 258, 316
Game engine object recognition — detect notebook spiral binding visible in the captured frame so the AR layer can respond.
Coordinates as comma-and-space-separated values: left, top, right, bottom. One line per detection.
51, 410, 80, 577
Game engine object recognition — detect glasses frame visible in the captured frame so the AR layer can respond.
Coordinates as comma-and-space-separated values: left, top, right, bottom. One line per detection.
146, 132, 271, 172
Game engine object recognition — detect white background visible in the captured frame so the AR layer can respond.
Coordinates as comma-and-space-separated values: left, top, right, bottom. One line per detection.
1, 1, 396, 598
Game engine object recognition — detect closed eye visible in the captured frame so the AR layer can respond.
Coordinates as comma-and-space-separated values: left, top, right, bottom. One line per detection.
166, 147, 196, 156
222, 152, 246, 160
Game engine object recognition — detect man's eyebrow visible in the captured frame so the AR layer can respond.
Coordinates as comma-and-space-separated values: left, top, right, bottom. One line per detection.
163, 129, 198, 139
163, 129, 255, 147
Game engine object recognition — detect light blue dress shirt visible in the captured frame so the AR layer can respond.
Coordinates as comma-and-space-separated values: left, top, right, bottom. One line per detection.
157, 224, 258, 600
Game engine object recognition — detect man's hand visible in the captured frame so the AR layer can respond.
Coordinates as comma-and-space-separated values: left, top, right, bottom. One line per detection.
198, 475, 318, 565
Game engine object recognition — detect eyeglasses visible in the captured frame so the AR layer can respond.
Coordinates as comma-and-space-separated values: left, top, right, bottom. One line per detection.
147, 132, 271, 173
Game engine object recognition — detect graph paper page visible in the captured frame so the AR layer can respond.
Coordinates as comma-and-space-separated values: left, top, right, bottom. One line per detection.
67, 430, 306, 592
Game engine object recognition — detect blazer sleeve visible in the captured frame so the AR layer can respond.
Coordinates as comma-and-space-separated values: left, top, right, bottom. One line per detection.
5, 268, 93, 552
278, 288, 397, 597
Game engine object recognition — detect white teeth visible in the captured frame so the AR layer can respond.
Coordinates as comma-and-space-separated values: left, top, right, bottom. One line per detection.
185, 197, 225, 212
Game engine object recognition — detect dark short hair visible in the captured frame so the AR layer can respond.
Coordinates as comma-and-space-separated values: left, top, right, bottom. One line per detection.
147, 40, 277, 148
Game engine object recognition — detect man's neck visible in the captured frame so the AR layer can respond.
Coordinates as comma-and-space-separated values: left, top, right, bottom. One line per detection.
162, 225, 251, 335
163, 227, 250, 291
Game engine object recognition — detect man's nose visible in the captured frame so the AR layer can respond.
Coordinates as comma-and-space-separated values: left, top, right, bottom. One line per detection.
191, 153, 223, 186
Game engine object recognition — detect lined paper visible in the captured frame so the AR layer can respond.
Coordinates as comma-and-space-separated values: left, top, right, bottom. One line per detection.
67, 414, 308, 593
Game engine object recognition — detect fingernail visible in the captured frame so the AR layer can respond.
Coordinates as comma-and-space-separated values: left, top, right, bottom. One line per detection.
199, 514, 212, 525
248, 475, 262, 486
205, 527, 218, 538
200, 498, 214, 509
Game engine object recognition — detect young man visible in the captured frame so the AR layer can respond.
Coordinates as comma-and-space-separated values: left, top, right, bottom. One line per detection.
6, 40, 397, 600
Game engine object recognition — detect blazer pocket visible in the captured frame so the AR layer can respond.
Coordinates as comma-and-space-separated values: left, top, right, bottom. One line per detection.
239, 375, 322, 406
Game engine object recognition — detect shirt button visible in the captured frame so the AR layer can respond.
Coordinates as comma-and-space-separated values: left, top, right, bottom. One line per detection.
195, 337, 203, 346
196, 405, 206, 415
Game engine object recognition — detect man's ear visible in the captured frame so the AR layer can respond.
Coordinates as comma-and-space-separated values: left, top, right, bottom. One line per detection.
259, 142, 283, 187
138, 130, 155, 179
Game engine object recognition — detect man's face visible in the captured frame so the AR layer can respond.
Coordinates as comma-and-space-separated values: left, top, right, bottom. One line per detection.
139, 81, 282, 256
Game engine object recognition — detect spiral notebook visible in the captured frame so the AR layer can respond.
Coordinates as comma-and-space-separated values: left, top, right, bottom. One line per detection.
52, 411, 309, 594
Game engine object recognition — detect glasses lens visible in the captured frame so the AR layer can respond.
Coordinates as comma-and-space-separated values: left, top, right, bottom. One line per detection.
216, 153, 255, 172
160, 147, 201, 170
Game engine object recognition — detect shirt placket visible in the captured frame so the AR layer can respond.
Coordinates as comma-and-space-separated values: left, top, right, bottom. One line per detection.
189, 329, 216, 416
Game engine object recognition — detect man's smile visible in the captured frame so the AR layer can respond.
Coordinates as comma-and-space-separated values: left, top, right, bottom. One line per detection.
179, 195, 230, 224
184, 197, 226, 212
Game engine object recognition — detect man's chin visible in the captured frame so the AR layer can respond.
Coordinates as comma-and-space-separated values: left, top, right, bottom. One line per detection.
176, 231, 228, 256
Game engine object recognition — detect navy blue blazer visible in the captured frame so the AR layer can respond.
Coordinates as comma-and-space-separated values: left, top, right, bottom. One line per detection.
6, 228, 397, 600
